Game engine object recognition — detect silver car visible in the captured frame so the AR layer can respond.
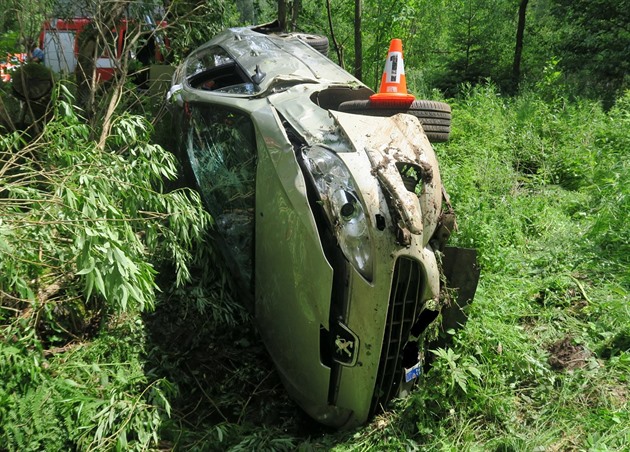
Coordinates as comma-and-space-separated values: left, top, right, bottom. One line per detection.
168, 25, 479, 429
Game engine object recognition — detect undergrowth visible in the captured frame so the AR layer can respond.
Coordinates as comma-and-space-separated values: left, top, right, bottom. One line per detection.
1, 80, 628, 450
0, 85, 210, 450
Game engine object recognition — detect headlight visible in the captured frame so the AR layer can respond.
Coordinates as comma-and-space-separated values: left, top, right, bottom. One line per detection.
302, 145, 373, 280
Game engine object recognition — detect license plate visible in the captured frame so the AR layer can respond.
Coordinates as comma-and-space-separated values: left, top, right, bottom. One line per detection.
405, 362, 422, 382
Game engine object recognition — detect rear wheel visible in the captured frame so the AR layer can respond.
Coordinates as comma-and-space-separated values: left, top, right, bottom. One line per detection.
276, 32, 329, 56
338, 99, 452, 143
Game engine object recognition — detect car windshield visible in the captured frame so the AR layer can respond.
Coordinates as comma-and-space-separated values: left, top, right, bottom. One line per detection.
185, 47, 234, 76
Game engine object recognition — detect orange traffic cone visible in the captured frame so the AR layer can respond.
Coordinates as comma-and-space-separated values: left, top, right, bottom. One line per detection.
369, 38, 416, 106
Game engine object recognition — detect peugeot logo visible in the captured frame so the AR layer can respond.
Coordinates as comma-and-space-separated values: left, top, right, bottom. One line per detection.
333, 322, 359, 366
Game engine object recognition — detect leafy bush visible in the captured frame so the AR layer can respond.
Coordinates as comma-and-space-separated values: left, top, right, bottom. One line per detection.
1, 85, 209, 312
0, 318, 173, 451
416, 86, 629, 450
0, 85, 210, 450
165, 0, 240, 62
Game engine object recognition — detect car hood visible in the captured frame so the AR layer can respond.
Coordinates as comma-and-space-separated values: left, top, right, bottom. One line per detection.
331, 111, 442, 244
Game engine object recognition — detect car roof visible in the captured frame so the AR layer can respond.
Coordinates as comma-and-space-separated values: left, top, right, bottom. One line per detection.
186, 27, 362, 94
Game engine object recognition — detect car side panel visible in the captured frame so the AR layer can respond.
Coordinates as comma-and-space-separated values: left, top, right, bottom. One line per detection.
251, 107, 334, 417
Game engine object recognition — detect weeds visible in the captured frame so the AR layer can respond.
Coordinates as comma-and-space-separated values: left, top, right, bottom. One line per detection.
0, 86, 208, 450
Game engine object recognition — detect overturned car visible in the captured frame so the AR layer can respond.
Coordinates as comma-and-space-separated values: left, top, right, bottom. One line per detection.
168, 26, 479, 429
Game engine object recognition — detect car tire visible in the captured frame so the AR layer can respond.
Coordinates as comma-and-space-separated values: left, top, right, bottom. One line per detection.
277, 32, 329, 56
338, 99, 452, 143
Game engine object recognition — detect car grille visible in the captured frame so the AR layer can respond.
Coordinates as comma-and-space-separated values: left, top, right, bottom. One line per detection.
370, 257, 422, 414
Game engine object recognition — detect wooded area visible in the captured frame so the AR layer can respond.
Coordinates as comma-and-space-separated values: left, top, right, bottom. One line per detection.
0, 0, 628, 450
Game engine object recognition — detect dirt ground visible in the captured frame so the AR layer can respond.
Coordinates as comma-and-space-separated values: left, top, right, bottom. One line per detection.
548, 336, 591, 371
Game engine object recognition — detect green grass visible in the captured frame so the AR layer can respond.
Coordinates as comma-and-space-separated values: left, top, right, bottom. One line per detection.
1, 83, 628, 450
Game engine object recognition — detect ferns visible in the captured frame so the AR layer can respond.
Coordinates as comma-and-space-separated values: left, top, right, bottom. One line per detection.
3, 382, 67, 451
0, 316, 174, 451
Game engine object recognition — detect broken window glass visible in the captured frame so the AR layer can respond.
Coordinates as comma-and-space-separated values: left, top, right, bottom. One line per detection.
186, 104, 256, 287
185, 46, 234, 77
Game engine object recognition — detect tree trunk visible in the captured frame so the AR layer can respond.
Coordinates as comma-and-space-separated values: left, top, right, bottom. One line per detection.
75, 26, 98, 119
278, 0, 287, 30
354, 0, 362, 80
326, 0, 343, 68
465, 3, 473, 76
512, 0, 529, 93
75, 1, 127, 122
290, 0, 301, 31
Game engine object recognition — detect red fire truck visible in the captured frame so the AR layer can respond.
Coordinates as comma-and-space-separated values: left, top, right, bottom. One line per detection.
40, 16, 167, 82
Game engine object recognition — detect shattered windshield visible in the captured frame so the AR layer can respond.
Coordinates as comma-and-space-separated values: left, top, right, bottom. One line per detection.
186, 46, 259, 95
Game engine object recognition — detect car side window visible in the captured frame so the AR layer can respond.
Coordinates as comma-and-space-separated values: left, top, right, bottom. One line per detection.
186, 105, 256, 285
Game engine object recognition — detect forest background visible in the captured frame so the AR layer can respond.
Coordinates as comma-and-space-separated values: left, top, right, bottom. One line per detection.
0, 0, 628, 450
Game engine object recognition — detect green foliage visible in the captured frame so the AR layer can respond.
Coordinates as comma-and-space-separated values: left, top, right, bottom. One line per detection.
550, 0, 630, 106
166, 0, 240, 61
227, 428, 297, 452
282, 0, 626, 102
0, 317, 173, 451
429, 347, 482, 394
1, 85, 209, 315
0, 83, 210, 450
362, 0, 421, 89
0, 30, 21, 55
587, 90, 630, 283
430, 0, 516, 95
0, 0, 49, 50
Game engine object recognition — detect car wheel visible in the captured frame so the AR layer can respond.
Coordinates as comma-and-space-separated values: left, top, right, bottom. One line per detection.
338, 99, 452, 143
277, 32, 329, 56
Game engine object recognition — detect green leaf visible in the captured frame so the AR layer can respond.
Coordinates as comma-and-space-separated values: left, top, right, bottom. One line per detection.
76, 257, 96, 276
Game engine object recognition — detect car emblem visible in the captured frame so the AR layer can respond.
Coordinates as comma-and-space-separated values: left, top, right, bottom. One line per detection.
335, 336, 353, 357
333, 322, 359, 366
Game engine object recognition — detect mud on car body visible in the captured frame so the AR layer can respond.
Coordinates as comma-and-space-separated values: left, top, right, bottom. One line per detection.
168, 26, 480, 429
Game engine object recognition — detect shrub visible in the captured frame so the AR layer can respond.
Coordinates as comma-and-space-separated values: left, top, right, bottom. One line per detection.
0, 84, 209, 450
